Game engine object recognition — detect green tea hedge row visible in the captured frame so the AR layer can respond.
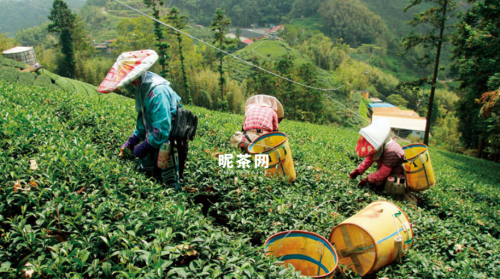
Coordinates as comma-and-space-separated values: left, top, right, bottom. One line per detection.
185, 110, 500, 278
2, 75, 500, 278
0, 56, 26, 69
0, 66, 20, 83
0, 81, 301, 279
17, 72, 37, 86
33, 75, 52, 87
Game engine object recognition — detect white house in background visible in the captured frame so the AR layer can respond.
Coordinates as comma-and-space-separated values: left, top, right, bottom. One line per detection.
367, 102, 426, 139
372, 113, 426, 138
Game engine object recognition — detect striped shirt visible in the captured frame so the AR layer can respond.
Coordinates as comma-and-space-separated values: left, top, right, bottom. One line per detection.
243, 106, 279, 132
356, 140, 405, 185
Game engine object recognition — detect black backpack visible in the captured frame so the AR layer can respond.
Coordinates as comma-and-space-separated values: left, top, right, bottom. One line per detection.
169, 104, 198, 141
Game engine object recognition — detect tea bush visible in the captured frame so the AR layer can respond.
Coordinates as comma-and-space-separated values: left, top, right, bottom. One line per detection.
17, 72, 36, 86
0, 57, 97, 96
0, 81, 302, 278
0, 55, 26, 69
0, 66, 20, 82
1, 78, 500, 278
33, 75, 52, 87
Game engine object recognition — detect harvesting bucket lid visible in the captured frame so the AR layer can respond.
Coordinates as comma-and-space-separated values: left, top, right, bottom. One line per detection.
264, 230, 339, 278
98, 49, 158, 93
245, 95, 284, 118
402, 143, 428, 161
247, 132, 287, 155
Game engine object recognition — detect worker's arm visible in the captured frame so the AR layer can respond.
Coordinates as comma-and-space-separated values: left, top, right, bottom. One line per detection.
272, 111, 279, 131
133, 111, 147, 140
356, 154, 374, 175
366, 142, 403, 184
147, 86, 177, 148
367, 164, 392, 184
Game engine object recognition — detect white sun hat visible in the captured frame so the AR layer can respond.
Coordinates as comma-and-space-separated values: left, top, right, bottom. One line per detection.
359, 117, 391, 151
245, 95, 284, 118
98, 49, 159, 93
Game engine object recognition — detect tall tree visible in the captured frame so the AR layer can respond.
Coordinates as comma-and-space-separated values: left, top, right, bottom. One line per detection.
248, 58, 277, 97
144, 0, 170, 78
452, 0, 500, 158
48, 0, 77, 78
210, 8, 237, 111
401, 0, 457, 145
478, 88, 500, 161
297, 63, 323, 122
274, 54, 298, 119
168, 7, 191, 104
318, 0, 388, 47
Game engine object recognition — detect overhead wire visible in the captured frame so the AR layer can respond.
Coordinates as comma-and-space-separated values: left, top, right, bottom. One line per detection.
110, 0, 381, 126
18, 1, 51, 12
111, 0, 345, 92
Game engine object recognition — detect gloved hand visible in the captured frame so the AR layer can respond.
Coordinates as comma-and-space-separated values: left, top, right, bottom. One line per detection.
133, 140, 156, 159
349, 169, 360, 179
358, 179, 368, 187
119, 134, 141, 157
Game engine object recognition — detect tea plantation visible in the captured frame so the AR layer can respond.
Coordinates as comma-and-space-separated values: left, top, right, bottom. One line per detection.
1, 77, 500, 278
0, 55, 99, 97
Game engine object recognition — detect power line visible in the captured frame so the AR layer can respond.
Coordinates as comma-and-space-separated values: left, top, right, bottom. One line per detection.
110, 0, 379, 127
18, 1, 50, 12
323, 93, 368, 123
111, 0, 345, 92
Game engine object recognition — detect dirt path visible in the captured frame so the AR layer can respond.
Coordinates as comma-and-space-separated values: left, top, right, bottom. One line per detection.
101, 7, 107, 14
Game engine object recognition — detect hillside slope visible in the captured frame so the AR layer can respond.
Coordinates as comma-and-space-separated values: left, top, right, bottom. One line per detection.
1, 75, 500, 277
0, 0, 86, 37
0, 55, 100, 96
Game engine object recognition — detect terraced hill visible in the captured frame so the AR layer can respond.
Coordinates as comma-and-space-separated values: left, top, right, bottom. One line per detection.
224, 39, 336, 87
0, 55, 99, 96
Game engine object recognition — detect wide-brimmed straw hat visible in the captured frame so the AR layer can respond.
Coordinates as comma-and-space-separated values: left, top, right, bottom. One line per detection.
98, 49, 158, 93
245, 95, 284, 118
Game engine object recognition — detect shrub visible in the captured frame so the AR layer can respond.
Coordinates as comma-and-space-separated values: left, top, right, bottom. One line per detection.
0, 66, 20, 82
55, 77, 76, 92
1, 75, 500, 278
33, 75, 52, 87
0, 56, 27, 69
17, 72, 36, 86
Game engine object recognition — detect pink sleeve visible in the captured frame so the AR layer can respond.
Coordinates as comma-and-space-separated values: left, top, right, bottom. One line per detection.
367, 164, 392, 183
273, 112, 279, 131
356, 155, 374, 174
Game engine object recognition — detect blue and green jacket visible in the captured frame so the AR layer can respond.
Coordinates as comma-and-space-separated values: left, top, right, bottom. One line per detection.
133, 71, 182, 148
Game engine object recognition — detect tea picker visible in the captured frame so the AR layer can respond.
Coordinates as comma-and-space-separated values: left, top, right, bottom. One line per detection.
349, 118, 406, 192
230, 95, 297, 183
230, 95, 284, 151
98, 50, 197, 191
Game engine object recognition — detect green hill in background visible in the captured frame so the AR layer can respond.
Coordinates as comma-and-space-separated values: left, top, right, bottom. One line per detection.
0, 0, 86, 37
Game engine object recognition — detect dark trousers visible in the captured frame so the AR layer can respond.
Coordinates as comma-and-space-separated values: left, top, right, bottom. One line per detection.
137, 140, 189, 191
